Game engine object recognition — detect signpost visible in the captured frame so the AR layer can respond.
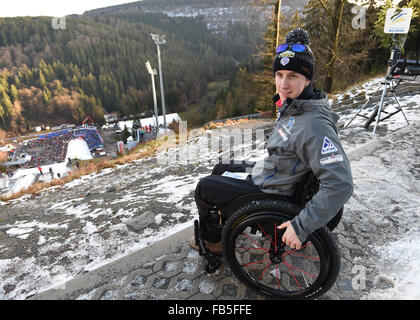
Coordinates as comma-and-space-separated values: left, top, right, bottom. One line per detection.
384, 8, 413, 34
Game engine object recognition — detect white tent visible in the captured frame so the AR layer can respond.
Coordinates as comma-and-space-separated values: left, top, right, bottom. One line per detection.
65, 138, 93, 161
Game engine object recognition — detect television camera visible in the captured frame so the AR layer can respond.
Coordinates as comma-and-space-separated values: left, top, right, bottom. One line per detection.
345, 8, 418, 135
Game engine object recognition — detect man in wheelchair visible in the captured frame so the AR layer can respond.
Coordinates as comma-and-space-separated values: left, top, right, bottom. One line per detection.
190, 29, 354, 260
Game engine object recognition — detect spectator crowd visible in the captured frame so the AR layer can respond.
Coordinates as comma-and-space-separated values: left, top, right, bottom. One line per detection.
3, 127, 104, 174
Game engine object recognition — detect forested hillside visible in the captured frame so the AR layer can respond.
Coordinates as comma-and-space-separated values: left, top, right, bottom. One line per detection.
0, 5, 265, 136
211, 0, 420, 119
1, 0, 419, 138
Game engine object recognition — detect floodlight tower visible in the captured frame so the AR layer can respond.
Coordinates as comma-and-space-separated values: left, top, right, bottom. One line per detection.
145, 61, 159, 129
151, 33, 167, 129
276, 0, 282, 48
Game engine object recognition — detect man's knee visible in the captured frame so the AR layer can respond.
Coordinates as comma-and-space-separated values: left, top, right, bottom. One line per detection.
194, 176, 216, 209
211, 163, 228, 176
195, 176, 213, 197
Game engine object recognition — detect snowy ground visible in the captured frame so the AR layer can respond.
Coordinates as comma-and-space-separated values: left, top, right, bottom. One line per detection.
334, 83, 420, 299
0, 78, 419, 300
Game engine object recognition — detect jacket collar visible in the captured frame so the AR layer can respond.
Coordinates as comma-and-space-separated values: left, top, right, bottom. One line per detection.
297, 83, 315, 100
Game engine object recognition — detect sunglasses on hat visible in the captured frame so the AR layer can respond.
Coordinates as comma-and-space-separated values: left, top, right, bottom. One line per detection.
275, 43, 312, 54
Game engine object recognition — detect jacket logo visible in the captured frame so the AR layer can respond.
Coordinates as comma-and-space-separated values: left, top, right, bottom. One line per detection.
287, 117, 295, 130
280, 57, 290, 66
277, 128, 289, 141
282, 117, 295, 135
320, 154, 343, 166
321, 136, 338, 155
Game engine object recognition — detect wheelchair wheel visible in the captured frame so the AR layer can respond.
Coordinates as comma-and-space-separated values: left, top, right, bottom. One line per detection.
221, 200, 340, 300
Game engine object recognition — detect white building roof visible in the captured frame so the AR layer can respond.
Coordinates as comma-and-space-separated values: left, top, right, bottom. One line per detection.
115, 113, 181, 130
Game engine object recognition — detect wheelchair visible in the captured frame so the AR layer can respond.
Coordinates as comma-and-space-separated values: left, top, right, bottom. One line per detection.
193, 171, 343, 300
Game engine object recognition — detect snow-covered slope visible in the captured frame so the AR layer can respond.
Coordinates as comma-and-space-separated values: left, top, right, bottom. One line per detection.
0, 76, 419, 300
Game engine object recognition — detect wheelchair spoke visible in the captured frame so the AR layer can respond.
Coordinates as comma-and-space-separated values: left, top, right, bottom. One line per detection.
282, 242, 312, 257
285, 252, 320, 261
241, 232, 269, 253
283, 260, 302, 289
258, 261, 272, 281
302, 271, 310, 288
256, 223, 275, 246
242, 258, 270, 267
283, 257, 317, 280
235, 246, 267, 251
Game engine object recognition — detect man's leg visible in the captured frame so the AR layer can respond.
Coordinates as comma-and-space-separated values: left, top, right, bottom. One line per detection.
194, 175, 263, 243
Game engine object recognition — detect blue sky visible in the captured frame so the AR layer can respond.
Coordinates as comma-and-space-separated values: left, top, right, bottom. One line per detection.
0, 0, 140, 17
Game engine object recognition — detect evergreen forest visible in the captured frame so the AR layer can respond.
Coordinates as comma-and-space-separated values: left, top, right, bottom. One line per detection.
0, 0, 419, 137
0, 8, 264, 136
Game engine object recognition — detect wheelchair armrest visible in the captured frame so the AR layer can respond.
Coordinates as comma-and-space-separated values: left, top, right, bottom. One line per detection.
221, 171, 320, 217
221, 193, 293, 217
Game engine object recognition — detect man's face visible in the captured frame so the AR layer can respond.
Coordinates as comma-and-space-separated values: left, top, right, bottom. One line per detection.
275, 70, 310, 102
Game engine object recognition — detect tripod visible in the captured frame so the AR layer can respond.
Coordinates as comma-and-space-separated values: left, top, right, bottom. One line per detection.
344, 36, 410, 135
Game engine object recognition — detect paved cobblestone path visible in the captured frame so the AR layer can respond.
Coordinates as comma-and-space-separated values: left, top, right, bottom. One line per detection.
31, 119, 420, 301
2, 111, 419, 300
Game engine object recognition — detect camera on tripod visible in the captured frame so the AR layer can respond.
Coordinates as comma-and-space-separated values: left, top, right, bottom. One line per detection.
386, 33, 420, 79
391, 58, 420, 77
345, 7, 416, 135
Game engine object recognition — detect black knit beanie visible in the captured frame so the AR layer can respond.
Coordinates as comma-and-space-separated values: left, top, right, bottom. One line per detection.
273, 28, 315, 80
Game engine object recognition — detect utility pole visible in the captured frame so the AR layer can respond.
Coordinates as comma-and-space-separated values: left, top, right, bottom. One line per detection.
276, 0, 282, 97
145, 60, 159, 129
151, 33, 167, 129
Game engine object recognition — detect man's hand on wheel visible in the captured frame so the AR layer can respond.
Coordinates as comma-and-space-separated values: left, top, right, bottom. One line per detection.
278, 221, 302, 250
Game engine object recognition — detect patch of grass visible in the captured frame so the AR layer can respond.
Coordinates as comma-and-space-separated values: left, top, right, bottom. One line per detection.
207, 80, 230, 92
204, 117, 261, 130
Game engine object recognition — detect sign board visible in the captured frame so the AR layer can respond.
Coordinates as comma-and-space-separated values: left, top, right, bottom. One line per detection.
384, 8, 413, 34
